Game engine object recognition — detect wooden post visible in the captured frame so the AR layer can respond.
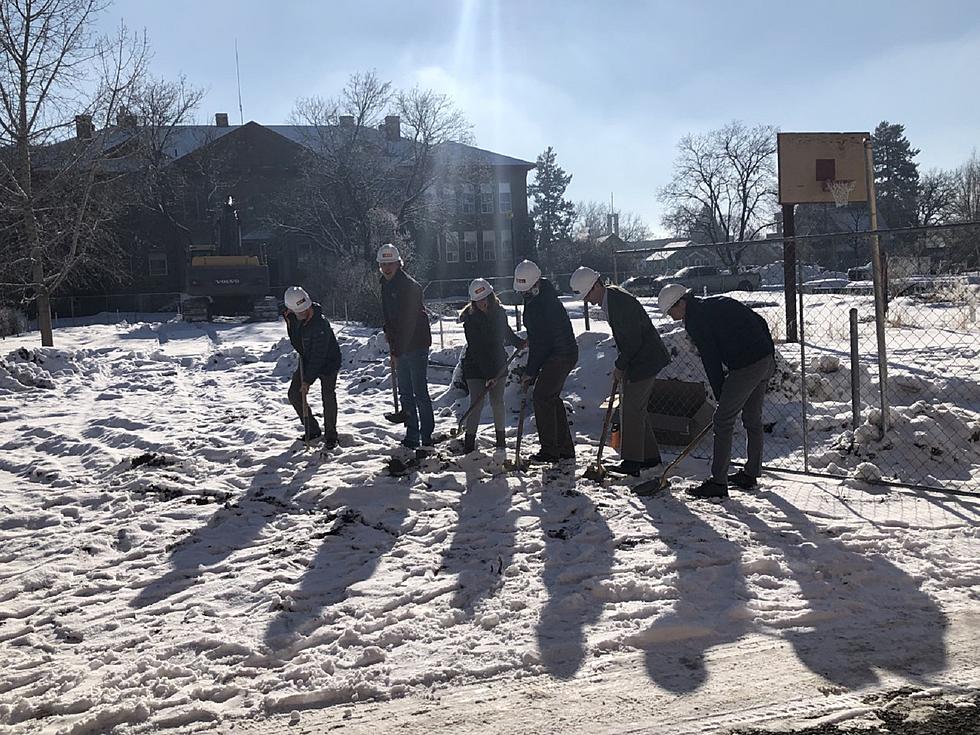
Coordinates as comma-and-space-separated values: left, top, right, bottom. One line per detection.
782, 204, 798, 343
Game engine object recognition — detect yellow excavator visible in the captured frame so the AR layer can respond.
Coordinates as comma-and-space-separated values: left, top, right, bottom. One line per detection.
181, 197, 278, 322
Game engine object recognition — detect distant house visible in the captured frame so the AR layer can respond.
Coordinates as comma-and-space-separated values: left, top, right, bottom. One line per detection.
628, 238, 780, 276
42, 114, 535, 303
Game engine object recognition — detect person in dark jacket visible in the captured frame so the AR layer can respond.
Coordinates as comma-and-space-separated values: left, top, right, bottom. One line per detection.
378, 243, 434, 454
514, 259, 579, 464
571, 266, 671, 477
659, 284, 776, 499
459, 278, 525, 453
283, 286, 343, 448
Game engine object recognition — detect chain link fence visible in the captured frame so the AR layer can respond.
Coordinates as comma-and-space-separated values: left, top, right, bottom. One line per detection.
612, 221, 980, 494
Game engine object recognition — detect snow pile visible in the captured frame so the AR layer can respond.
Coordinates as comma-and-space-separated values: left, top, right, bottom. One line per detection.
205, 345, 261, 371
0, 346, 82, 391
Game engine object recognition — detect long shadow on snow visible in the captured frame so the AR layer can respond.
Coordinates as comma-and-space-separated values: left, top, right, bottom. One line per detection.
636, 493, 749, 693
130, 447, 321, 609
532, 473, 615, 680
263, 482, 411, 650
732, 488, 948, 688
440, 460, 518, 615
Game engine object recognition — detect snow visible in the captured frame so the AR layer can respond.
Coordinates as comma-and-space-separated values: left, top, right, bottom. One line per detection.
0, 303, 978, 734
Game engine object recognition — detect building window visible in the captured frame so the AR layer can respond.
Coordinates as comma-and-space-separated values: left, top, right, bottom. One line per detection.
148, 253, 168, 276
482, 230, 496, 261
498, 182, 512, 213
481, 184, 494, 214
461, 184, 476, 214
500, 228, 513, 263
464, 231, 478, 262
442, 186, 457, 214
445, 232, 460, 263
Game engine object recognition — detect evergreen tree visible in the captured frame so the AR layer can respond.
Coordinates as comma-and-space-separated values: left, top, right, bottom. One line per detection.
527, 146, 575, 259
872, 121, 920, 228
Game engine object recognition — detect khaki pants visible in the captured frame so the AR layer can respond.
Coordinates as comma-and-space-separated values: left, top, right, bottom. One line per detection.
711, 355, 776, 483
620, 374, 661, 464
465, 378, 506, 436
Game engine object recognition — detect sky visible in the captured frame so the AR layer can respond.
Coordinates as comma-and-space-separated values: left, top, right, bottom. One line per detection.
97, 0, 980, 236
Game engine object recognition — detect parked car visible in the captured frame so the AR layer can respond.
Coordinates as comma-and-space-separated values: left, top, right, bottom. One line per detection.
620, 266, 760, 297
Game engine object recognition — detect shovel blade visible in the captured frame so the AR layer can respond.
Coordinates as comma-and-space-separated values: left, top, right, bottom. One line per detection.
582, 464, 606, 483
633, 476, 667, 497
504, 458, 530, 473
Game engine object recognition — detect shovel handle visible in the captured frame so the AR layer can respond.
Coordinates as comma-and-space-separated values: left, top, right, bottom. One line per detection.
594, 376, 620, 466
390, 355, 400, 413
457, 346, 524, 431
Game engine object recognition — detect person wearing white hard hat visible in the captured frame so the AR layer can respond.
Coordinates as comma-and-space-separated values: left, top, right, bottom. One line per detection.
513, 260, 579, 464
571, 266, 670, 477
283, 286, 342, 447
458, 278, 526, 453
659, 284, 775, 499
378, 243, 434, 455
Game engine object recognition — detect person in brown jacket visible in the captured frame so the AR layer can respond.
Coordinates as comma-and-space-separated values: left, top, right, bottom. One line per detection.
378, 244, 434, 454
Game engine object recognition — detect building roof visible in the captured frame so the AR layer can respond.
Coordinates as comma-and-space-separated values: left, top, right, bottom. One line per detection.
46, 121, 535, 172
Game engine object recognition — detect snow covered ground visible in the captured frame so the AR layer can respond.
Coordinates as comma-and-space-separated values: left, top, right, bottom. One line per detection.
1, 301, 978, 734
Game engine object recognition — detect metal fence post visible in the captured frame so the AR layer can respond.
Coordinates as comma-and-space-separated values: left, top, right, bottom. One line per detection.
584, 303, 590, 331
797, 259, 809, 472
864, 138, 890, 438
439, 309, 444, 350
849, 308, 861, 430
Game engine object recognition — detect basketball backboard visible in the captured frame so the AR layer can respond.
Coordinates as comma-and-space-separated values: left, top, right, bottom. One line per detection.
777, 132, 870, 205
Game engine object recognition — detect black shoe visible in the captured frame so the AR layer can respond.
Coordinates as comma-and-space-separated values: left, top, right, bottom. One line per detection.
416, 445, 435, 460
608, 460, 643, 477
528, 451, 560, 464
641, 457, 663, 469
687, 479, 729, 499
299, 429, 322, 442
728, 469, 759, 491
495, 431, 507, 449
322, 435, 338, 450
400, 438, 419, 450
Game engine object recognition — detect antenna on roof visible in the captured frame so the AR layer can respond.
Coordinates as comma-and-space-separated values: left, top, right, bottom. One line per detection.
235, 39, 244, 125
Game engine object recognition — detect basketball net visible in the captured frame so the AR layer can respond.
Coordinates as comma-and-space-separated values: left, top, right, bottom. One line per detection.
826, 179, 855, 208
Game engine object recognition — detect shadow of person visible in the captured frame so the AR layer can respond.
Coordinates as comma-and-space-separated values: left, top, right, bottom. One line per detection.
263, 481, 411, 653
440, 463, 519, 616
532, 480, 615, 680
130, 447, 321, 609
733, 488, 948, 688
634, 493, 748, 693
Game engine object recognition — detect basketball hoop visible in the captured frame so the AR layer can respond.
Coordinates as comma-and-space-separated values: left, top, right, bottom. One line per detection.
824, 179, 855, 208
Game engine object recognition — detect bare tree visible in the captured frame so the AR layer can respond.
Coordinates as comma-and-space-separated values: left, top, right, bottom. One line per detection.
915, 168, 957, 226
274, 71, 472, 266
574, 200, 650, 242
659, 120, 778, 272
0, 0, 148, 345
948, 152, 980, 267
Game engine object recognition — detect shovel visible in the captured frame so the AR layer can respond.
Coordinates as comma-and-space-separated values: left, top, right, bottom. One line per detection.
384, 355, 406, 424
635, 421, 714, 496
583, 376, 620, 483
443, 347, 525, 442
504, 383, 531, 472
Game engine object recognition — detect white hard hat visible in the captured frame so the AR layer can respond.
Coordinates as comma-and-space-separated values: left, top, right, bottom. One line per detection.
468, 278, 493, 302
513, 260, 541, 292
658, 283, 688, 314
284, 286, 311, 313
376, 243, 401, 264
570, 266, 601, 297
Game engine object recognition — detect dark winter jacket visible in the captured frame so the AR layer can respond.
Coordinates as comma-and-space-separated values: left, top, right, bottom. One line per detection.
381, 268, 431, 357
683, 294, 774, 399
285, 303, 342, 380
523, 278, 578, 379
460, 301, 523, 380
605, 285, 670, 382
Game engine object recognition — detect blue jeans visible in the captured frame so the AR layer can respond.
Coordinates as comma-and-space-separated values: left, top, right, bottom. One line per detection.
396, 349, 434, 447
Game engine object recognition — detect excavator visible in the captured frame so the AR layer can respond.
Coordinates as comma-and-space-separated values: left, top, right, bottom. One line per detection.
181, 197, 278, 322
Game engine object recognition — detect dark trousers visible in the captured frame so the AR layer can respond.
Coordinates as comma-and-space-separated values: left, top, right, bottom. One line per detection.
288, 369, 338, 440
396, 348, 434, 447
532, 354, 577, 458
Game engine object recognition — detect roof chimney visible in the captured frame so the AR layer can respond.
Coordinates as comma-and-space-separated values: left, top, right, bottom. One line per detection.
116, 109, 137, 128
215, 112, 229, 127
74, 114, 94, 141
339, 115, 355, 127
384, 115, 400, 142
